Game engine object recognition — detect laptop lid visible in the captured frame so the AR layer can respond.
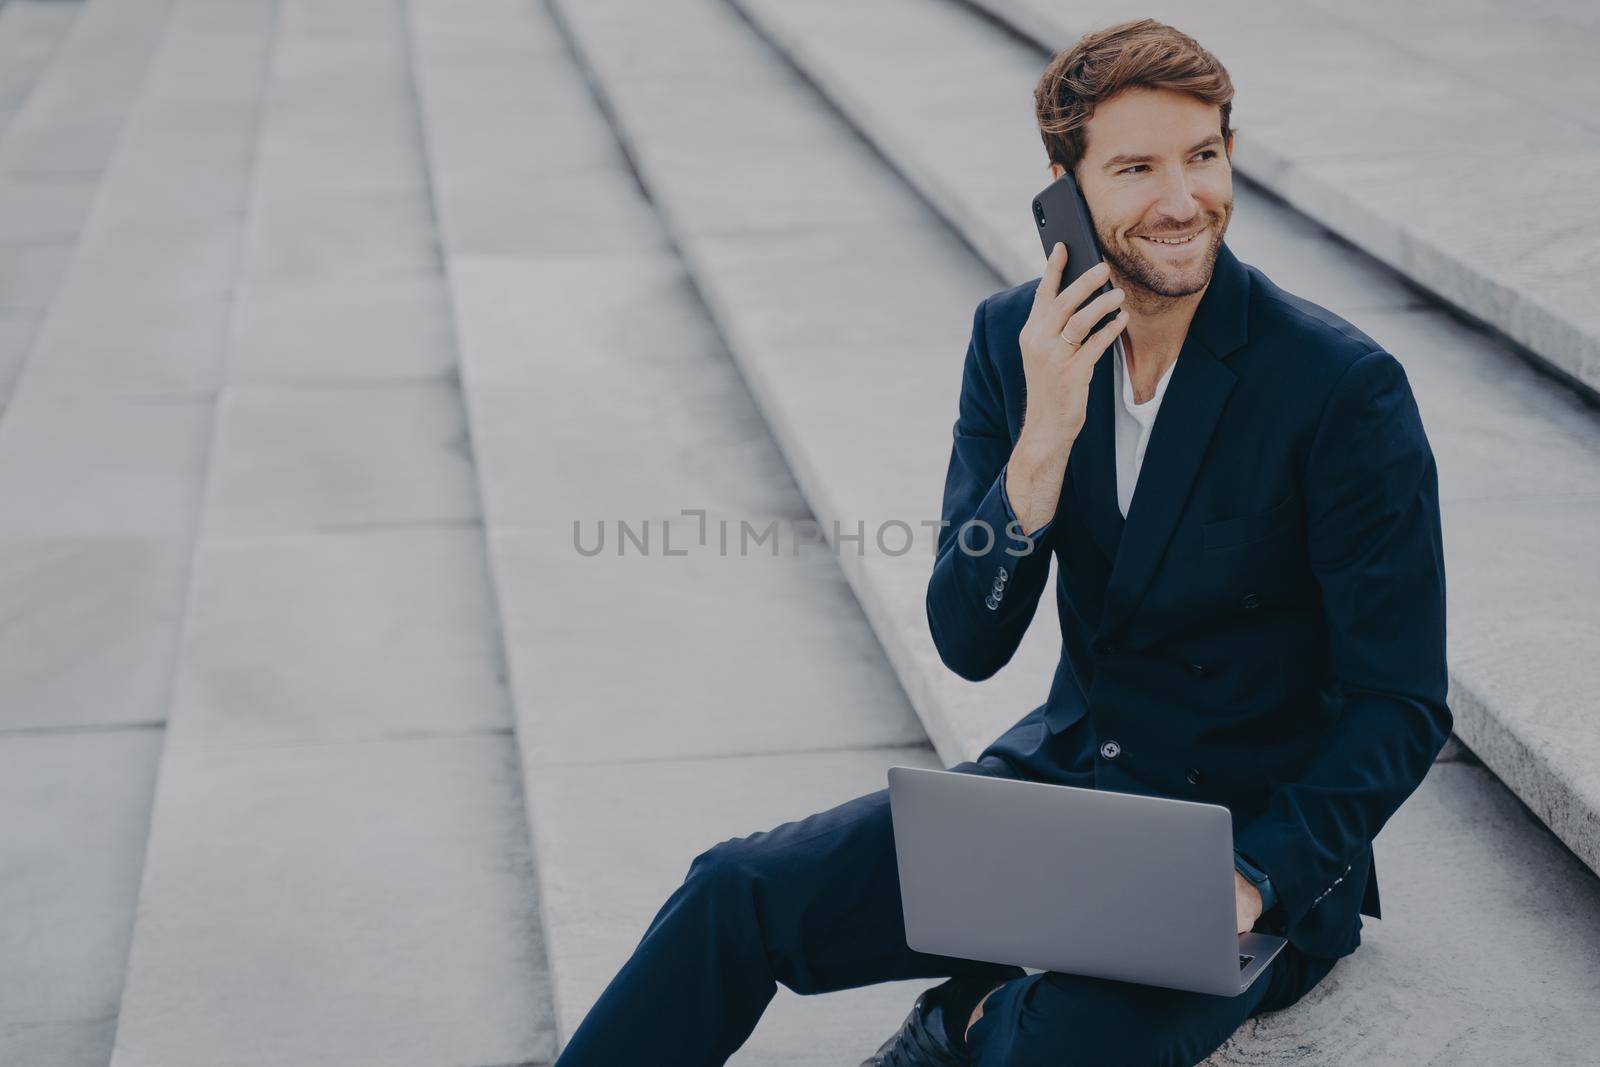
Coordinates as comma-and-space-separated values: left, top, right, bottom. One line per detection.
887, 766, 1284, 997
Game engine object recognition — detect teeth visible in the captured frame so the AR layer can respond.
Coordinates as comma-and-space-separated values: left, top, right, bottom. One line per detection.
1144, 232, 1199, 245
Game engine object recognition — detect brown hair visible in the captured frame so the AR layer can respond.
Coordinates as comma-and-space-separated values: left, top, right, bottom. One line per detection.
1034, 18, 1234, 175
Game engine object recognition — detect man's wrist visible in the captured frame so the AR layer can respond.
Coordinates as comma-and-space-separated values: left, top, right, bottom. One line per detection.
1006, 432, 1072, 535
1233, 850, 1277, 914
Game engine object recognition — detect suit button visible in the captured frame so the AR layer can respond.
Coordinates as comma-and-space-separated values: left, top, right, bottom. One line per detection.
1099, 740, 1121, 760
992, 579, 1005, 595
1186, 662, 1208, 678
984, 594, 1000, 611
1240, 593, 1261, 610
1185, 767, 1202, 785
1094, 639, 1117, 656
997, 566, 1009, 581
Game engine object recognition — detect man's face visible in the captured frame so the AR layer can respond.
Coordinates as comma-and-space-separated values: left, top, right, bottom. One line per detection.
1060, 87, 1234, 301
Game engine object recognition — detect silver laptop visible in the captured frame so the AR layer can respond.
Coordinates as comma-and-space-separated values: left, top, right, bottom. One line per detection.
887, 766, 1287, 997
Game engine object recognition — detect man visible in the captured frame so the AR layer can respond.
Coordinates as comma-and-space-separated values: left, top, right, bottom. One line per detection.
555, 18, 1450, 1066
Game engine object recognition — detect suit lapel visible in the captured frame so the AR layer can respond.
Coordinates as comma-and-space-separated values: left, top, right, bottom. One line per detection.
1099, 341, 1237, 636
1071, 242, 1253, 638
1071, 349, 1124, 564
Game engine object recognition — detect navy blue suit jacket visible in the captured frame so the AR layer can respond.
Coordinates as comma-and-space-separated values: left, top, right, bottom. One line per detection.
927, 242, 1452, 960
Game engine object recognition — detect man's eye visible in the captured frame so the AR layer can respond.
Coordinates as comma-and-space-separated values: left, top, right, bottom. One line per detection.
1192, 150, 1218, 162
1119, 164, 1148, 175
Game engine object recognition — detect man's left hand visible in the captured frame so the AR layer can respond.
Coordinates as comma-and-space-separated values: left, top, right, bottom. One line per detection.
1235, 870, 1263, 934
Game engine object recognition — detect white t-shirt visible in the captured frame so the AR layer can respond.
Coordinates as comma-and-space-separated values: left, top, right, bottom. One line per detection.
1114, 342, 1177, 518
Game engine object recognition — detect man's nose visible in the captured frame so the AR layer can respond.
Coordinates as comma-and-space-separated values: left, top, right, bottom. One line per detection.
1155, 171, 1201, 223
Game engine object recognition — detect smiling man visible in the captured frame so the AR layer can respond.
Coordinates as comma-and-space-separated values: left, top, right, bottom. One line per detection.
554, 19, 1450, 1067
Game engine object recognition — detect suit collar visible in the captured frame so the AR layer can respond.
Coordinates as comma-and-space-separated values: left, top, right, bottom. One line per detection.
1184, 240, 1251, 362
1068, 240, 1251, 639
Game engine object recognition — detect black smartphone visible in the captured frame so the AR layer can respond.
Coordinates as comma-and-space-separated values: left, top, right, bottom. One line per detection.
1031, 173, 1121, 340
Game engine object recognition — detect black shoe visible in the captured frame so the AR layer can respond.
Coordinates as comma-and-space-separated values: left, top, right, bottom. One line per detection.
860, 989, 970, 1066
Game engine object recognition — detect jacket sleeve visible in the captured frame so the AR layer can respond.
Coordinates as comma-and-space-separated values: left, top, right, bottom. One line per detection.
1233, 349, 1452, 929
1234, 849, 1278, 915
926, 297, 1059, 682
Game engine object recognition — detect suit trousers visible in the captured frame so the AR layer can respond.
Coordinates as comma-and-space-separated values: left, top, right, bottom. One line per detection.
554, 756, 1340, 1066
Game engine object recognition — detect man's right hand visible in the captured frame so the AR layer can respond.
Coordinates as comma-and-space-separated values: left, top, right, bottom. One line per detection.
1005, 242, 1128, 534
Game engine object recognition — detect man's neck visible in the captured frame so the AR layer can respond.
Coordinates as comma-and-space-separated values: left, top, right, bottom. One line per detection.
1114, 275, 1208, 404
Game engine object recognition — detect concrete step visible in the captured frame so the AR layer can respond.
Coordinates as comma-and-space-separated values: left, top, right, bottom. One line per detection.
963, 0, 1600, 398
0, 0, 81, 143
0, 0, 168, 403
554, 0, 1600, 1060
0, 1, 264, 1063
733, 0, 1600, 898
408, 0, 942, 1057
555, 0, 1052, 768
107, 2, 554, 1065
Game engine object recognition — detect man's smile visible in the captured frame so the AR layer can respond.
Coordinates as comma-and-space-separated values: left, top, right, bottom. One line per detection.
1138, 228, 1204, 247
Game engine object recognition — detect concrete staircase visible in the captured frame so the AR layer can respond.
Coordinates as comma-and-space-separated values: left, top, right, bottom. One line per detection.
1, 0, 1597, 1064
407, 0, 938, 1057
1, 0, 243, 1061
548, 0, 1600, 1060
107, 1, 554, 1065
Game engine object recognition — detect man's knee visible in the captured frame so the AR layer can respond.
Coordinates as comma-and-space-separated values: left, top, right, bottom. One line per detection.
685, 836, 764, 897
969, 971, 1233, 1067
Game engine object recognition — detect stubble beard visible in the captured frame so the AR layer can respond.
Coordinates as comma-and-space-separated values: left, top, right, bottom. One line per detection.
1098, 203, 1232, 314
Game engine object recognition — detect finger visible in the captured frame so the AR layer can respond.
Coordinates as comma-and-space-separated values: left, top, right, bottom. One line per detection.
1033, 242, 1068, 312
1061, 287, 1126, 344
1071, 310, 1129, 365
1043, 261, 1112, 333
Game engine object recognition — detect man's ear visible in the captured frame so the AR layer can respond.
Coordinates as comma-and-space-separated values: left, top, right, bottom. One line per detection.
1224, 129, 1236, 159
1049, 161, 1065, 181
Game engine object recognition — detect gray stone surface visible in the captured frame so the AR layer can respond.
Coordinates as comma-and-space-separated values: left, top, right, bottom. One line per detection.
242, 188, 439, 284
110, 2, 557, 1064
413, 2, 942, 1058
0, 241, 73, 313
0, 392, 212, 537
111, 734, 554, 1067
0, 727, 163, 1067
1439, 493, 1600, 884
492, 521, 925, 765
0, 534, 189, 731
202, 383, 480, 533
0, 2, 81, 137
0, 176, 98, 244
0, 0, 174, 369
27, 291, 235, 394
557, 0, 1054, 761
0, 313, 34, 402
0, 1019, 117, 1067
167, 526, 512, 749
965, 0, 1600, 396
0, 2, 281, 1063
730, 0, 1600, 885
227, 272, 459, 384
452, 255, 807, 527
11, 0, 272, 397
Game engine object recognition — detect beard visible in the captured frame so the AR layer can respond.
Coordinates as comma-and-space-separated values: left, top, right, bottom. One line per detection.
1097, 202, 1232, 302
